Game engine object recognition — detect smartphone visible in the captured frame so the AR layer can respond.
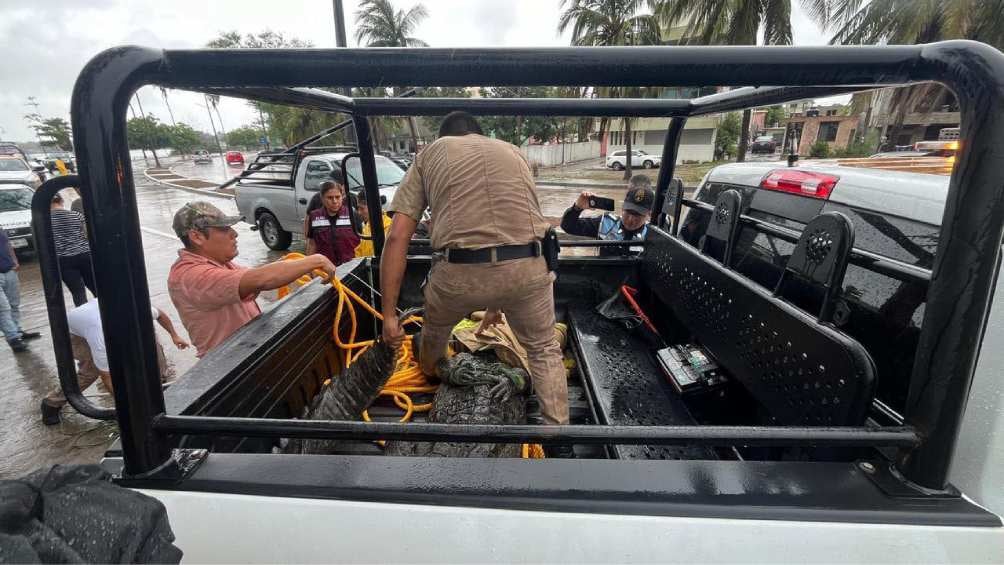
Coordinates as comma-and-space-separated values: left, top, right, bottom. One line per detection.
589, 196, 615, 211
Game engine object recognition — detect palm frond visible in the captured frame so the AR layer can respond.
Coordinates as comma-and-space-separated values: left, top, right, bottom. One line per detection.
763, 0, 793, 45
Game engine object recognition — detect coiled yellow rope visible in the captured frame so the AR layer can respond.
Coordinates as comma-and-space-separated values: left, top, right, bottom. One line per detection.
277, 253, 543, 458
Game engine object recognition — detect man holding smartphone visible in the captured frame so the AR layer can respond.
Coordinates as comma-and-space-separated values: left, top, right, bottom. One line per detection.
560, 174, 654, 256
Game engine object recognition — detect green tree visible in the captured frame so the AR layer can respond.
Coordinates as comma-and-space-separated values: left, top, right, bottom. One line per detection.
226, 125, 264, 149
558, 0, 661, 179
817, 0, 1004, 148
765, 105, 785, 128
127, 115, 169, 167
420, 87, 472, 136
809, 139, 831, 158
354, 0, 429, 46
206, 31, 317, 149
166, 123, 204, 155
355, 0, 429, 152
651, 0, 827, 162
715, 112, 741, 160
477, 87, 563, 147
207, 30, 313, 49
27, 117, 73, 151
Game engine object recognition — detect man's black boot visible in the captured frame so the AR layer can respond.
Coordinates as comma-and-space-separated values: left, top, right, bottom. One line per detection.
20, 331, 42, 341
41, 400, 62, 426
8, 338, 27, 353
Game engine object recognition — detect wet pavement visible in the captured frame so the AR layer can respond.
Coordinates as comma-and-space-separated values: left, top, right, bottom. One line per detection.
0, 170, 300, 479
0, 156, 642, 479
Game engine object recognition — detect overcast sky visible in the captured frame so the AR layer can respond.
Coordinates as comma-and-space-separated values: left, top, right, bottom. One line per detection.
0, 0, 829, 143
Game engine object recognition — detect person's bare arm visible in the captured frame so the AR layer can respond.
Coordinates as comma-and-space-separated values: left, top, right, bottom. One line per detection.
155, 310, 190, 349
98, 370, 113, 394
379, 213, 419, 348
238, 254, 336, 298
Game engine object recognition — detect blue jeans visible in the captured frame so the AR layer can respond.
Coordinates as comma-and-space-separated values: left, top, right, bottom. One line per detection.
0, 270, 22, 341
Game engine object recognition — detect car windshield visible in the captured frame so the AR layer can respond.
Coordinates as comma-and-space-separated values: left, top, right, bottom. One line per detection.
0, 187, 33, 212
0, 160, 28, 172
343, 155, 407, 189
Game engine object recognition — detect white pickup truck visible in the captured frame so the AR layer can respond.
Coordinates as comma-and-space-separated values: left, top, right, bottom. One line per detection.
234, 150, 405, 250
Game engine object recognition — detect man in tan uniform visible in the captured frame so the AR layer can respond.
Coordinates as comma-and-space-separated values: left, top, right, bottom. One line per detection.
380, 111, 569, 428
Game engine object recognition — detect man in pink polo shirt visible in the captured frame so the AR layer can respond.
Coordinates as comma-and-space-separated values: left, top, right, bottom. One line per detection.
168, 201, 337, 357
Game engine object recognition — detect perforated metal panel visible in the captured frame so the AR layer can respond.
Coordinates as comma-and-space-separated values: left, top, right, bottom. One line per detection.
568, 307, 718, 460
643, 227, 876, 426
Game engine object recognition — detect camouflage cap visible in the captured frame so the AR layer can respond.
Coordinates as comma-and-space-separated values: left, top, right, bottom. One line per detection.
172, 201, 242, 238
622, 186, 655, 215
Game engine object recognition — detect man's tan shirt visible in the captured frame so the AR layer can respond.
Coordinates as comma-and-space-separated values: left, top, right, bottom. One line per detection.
387, 134, 551, 250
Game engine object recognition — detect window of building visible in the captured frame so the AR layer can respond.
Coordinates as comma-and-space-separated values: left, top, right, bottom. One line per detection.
817, 122, 840, 143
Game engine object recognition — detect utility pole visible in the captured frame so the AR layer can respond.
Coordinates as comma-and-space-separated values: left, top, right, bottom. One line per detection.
202, 95, 224, 155
24, 96, 47, 158
332, 0, 347, 49
134, 92, 161, 167
333, 0, 357, 146
256, 103, 270, 151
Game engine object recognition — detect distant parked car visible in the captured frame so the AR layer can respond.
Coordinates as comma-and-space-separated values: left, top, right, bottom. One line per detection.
0, 183, 36, 255
226, 151, 245, 166
0, 156, 42, 189
606, 149, 661, 170
193, 150, 212, 164
751, 135, 778, 154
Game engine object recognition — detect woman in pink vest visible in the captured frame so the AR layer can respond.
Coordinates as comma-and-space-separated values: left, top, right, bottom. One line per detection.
305, 180, 360, 266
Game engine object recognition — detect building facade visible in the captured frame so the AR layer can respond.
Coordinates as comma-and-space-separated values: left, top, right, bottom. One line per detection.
783, 113, 860, 155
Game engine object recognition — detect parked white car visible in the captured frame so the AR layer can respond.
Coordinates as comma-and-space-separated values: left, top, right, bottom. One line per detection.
606, 149, 661, 170
0, 156, 43, 189
0, 183, 36, 254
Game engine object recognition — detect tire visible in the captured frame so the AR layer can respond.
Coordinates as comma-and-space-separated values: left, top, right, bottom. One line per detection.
612, 161, 624, 171
257, 211, 292, 250
643, 160, 654, 169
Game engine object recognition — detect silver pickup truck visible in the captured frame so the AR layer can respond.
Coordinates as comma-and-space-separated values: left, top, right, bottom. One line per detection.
234, 150, 405, 250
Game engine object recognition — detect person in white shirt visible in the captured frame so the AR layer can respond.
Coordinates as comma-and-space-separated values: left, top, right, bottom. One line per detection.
40, 300, 190, 425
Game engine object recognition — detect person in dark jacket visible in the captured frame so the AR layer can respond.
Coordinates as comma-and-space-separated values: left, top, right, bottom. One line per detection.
560, 175, 654, 256
305, 180, 360, 266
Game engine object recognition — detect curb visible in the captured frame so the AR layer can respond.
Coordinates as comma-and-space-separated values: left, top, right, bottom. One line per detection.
142, 169, 233, 200
537, 178, 697, 191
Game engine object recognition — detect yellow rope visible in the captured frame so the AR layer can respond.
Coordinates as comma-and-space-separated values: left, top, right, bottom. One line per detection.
278, 253, 542, 457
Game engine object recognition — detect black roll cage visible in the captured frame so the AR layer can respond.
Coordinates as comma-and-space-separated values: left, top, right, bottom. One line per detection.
60, 42, 1004, 491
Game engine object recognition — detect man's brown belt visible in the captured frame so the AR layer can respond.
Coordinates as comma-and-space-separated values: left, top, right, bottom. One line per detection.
442, 242, 542, 264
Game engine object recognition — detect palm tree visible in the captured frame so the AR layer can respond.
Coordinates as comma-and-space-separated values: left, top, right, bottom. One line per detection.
814, 0, 1004, 148
650, 0, 827, 161
558, 0, 661, 179
355, 0, 429, 152
354, 0, 429, 47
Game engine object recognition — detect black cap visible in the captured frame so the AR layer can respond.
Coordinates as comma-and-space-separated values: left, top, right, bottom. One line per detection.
622, 187, 654, 215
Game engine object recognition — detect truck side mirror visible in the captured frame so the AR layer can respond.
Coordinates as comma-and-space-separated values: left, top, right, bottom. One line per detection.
339, 153, 369, 240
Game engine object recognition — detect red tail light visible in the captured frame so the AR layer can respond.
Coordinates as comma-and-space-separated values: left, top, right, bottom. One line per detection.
760, 169, 838, 199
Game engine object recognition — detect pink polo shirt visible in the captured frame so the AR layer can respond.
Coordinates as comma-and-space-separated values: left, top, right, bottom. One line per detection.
168, 249, 262, 358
